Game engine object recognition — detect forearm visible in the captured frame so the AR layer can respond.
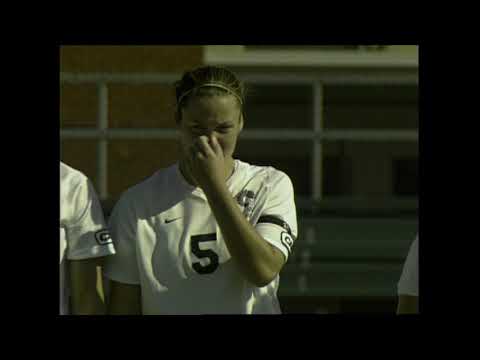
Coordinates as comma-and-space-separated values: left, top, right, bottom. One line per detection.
203, 182, 283, 287
69, 258, 105, 315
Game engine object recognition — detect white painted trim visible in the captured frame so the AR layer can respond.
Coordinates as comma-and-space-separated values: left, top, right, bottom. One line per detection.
204, 46, 418, 68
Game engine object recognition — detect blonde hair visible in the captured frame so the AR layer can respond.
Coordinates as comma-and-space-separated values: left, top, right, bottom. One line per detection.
175, 66, 246, 121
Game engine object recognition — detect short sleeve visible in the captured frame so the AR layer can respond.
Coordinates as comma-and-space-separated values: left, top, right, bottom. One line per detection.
255, 172, 298, 262
65, 178, 115, 260
398, 235, 419, 296
103, 194, 141, 285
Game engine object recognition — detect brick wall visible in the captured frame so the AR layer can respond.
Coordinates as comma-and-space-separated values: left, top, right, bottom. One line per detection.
60, 45, 204, 200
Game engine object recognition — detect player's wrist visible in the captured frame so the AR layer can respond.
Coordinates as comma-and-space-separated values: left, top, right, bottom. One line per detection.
202, 176, 229, 198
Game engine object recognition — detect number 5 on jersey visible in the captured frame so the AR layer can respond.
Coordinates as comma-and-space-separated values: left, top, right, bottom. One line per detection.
191, 233, 219, 274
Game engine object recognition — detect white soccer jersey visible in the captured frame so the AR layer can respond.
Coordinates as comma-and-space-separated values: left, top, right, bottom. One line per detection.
398, 234, 419, 297
103, 160, 298, 314
60, 162, 116, 315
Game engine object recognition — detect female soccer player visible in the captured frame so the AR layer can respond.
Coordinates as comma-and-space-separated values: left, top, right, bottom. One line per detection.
60, 161, 116, 315
104, 66, 298, 314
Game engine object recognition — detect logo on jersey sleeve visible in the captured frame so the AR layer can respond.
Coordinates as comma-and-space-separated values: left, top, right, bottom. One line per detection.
281, 221, 291, 234
280, 231, 294, 255
257, 215, 295, 255
95, 229, 113, 246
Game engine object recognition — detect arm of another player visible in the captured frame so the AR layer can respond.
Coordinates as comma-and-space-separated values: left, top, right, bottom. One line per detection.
69, 257, 105, 315
66, 178, 116, 315
103, 193, 143, 315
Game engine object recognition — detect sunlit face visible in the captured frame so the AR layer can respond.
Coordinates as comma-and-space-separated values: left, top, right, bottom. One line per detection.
178, 95, 243, 160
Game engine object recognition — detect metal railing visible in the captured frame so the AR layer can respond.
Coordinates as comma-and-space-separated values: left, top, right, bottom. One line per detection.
60, 72, 419, 201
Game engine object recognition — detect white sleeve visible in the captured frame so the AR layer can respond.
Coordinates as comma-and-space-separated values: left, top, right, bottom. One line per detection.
103, 194, 141, 285
255, 172, 298, 262
398, 235, 419, 296
65, 178, 116, 260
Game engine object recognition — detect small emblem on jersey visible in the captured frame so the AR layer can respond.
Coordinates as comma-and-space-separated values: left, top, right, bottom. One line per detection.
236, 190, 256, 218
280, 231, 294, 254
165, 217, 182, 224
95, 230, 113, 246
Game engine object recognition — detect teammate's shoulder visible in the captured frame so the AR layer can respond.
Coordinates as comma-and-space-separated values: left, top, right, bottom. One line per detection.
60, 161, 88, 188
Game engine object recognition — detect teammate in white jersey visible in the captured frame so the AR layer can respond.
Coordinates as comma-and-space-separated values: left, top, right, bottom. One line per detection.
104, 66, 298, 314
60, 162, 116, 315
397, 234, 419, 314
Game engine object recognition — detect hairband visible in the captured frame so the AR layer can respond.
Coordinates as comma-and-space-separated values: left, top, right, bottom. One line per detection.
177, 82, 243, 106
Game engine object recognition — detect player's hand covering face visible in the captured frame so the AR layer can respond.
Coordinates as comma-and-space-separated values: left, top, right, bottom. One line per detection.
179, 95, 243, 187
184, 134, 227, 190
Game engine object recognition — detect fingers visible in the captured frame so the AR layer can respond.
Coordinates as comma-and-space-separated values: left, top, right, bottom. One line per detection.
209, 135, 223, 156
188, 135, 222, 163
194, 136, 215, 157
